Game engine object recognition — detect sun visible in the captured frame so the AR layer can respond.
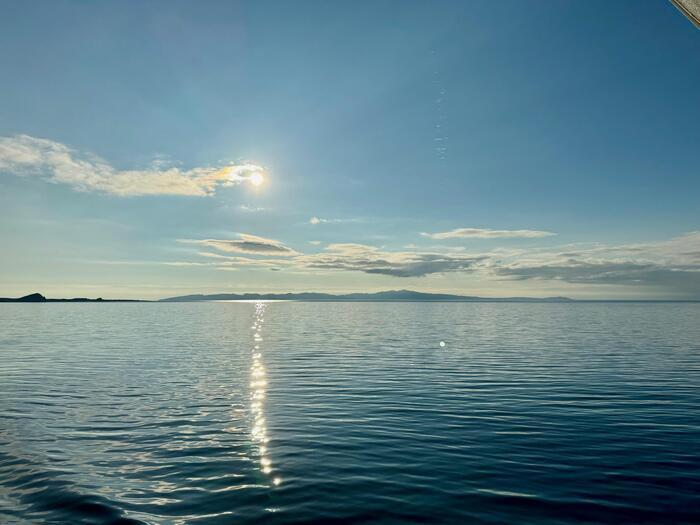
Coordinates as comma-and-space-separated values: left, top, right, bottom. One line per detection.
249, 172, 264, 187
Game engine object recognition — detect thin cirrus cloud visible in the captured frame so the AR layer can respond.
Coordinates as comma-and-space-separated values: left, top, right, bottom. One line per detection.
309, 216, 359, 225
422, 227, 556, 239
196, 252, 295, 271
180, 234, 299, 256
0, 134, 264, 197
239, 205, 267, 213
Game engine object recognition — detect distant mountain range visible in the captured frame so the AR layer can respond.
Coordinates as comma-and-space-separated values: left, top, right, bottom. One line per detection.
159, 290, 574, 302
2, 290, 698, 303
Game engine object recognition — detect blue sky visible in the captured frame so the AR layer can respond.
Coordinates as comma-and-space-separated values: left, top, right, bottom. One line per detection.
1, 0, 699, 299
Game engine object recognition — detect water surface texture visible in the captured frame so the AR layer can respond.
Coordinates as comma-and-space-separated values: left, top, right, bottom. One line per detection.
1, 302, 700, 524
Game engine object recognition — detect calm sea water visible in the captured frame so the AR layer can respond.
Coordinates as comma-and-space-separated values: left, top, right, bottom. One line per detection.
1, 302, 699, 524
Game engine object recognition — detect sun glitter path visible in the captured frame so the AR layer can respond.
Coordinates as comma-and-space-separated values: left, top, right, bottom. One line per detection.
250, 302, 282, 487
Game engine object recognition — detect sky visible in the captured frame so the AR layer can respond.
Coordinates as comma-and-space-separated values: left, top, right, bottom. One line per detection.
1, 0, 699, 300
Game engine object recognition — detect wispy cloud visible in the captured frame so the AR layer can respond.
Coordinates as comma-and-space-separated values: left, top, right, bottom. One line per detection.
178, 236, 484, 278
422, 227, 556, 239
180, 234, 298, 256
496, 260, 700, 294
309, 216, 358, 225
493, 232, 700, 295
239, 205, 267, 213
197, 251, 296, 270
0, 134, 264, 197
296, 243, 485, 277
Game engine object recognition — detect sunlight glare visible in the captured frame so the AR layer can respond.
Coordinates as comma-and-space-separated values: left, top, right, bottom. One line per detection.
249, 172, 264, 187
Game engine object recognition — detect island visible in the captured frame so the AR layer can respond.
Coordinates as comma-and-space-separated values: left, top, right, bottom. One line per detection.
0, 293, 144, 303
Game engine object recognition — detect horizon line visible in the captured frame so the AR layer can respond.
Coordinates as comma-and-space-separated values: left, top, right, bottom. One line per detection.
2, 290, 700, 303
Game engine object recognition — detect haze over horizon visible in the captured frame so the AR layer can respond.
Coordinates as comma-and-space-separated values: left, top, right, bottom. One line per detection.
1, 1, 699, 300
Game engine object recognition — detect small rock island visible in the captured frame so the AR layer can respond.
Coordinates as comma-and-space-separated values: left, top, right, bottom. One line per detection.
0, 293, 139, 303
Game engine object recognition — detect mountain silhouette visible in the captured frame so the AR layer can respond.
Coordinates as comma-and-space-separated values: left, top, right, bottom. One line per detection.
18, 292, 47, 302
159, 289, 574, 302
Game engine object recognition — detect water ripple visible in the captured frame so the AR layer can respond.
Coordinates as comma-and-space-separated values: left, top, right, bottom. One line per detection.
1, 302, 699, 524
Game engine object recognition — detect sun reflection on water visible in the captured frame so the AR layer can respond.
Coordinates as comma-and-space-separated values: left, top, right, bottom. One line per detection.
250, 302, 281, 487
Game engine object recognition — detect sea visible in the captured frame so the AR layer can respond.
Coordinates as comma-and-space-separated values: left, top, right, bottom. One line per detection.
1, 301, 699, 524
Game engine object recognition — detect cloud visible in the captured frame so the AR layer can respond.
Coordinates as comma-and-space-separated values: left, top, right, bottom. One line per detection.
0, 134, 264, 197
197, 251, 296, 269
295, 243, 485, 277
179, 236, 483, 277
172, 230, 700, 295
498, 260, 657, 283
493, 232, 700, 295
162, 261, 217, 267
309, 216, 358, 225
309, 240, 322, 245
239, 205, 267, 213
496, 259, 700, 293
422, 228, 556, 239
181, 234, 298, 256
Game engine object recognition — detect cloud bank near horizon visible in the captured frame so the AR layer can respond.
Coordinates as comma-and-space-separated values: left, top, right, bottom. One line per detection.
491, 231, 700, 294
0, 134, 264, 197
296, 243, 486, 277
171, 231, 700, 296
